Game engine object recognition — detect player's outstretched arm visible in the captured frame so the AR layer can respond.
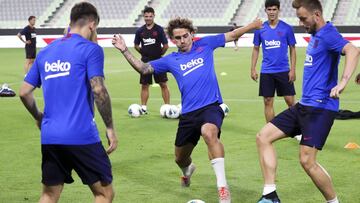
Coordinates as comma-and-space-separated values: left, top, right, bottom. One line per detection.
112, 34, 154, 75
19, 82, 43, 129
90, 76, 118, 154
330, 43, 360, 98
224, 18, 262, 43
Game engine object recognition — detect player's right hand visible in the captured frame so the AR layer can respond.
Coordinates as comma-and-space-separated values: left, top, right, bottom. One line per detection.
105, 128, 118, 154
251, 69, 258, 82
112, 34, 127, 52
252, 18, 263, 30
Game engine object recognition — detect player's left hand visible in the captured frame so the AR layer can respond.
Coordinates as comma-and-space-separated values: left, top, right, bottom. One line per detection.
288, 69, 296, 82
330, 84, 345, 98
105, 128, 118, 154
355, 73, 360, 85
112, 34, 127, 52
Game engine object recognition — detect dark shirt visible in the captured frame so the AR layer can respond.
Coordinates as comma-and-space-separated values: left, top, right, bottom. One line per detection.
134, 24, 168, 62
20, 25, 36, 47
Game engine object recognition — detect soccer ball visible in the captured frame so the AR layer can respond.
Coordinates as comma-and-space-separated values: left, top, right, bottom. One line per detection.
186, 200, 205, 203
165, 105, 180, 119
128, 104, 142, 118
160, 104, 171, 118
219, 103, 230, 117
177, 103, 182, 115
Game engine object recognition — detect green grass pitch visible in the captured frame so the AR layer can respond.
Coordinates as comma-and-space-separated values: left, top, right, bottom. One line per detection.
0, 47, 359, 203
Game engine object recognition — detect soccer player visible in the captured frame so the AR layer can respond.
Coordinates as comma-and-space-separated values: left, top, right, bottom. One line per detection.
229, 23, 239, 51
113, 17, 262, 203
134, 6, 170, 114
251, 0, 296, 123
17, 16, 37, 74
256, 0, 360, 203
19, 2, 118, 203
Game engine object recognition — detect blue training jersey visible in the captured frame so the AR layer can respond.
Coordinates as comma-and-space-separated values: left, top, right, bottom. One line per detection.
253, 20, 296, 73
150, 34, 225, 114
300, 22, 348, 111
25, 34, 104, 145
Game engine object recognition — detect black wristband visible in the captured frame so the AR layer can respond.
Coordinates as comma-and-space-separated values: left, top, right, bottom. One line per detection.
121, 47, 128, 54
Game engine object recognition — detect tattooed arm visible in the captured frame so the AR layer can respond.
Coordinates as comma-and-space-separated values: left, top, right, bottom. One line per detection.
112, 34, 154, 75
19, 82, 43, 129
90, 76, 118, 154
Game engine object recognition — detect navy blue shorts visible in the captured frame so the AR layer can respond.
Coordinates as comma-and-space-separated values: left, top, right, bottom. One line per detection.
41, 142, 112, 186
140, 72, 168, 85
259, 71, 295, 97
270, 103, 337, 150
25, 45, 36, 59
175, 103, 224, 147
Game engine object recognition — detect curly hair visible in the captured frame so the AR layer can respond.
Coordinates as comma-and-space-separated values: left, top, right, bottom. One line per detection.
292, 0, 322, 13
166, 17, 197, 38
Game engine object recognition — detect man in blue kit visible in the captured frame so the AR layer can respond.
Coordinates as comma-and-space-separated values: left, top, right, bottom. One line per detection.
19, 2, 118, 203
251, 0, 297, 123
113, 17, 262, 203
256, 0, 360, 203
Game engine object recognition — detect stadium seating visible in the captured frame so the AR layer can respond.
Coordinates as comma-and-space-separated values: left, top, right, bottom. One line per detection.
158, 0, 241, 26
0, 0, 62, 28
251, 0, 338, 26
0, 0, 358, 28
47, 0, 149, 28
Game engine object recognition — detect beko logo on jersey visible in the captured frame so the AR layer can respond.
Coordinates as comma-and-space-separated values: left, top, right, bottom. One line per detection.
44, 60, 71, 80
304, 54, 313, 66
180, 58, 204, 76
264, 40, 281, 49
143, 38, 156, 46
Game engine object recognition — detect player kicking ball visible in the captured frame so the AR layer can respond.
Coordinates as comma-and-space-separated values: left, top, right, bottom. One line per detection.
113, 17, 262, 203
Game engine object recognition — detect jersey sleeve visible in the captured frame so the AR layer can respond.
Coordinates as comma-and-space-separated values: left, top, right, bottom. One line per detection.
86, 44, 104, 80
149, 56, 169, 74
19, 26, 28, 35
323, 29, 348, 53
253, 29, 261, 46
134, 29, 141, 45
159, 27, 168, 45
286, 26, 296, 46
201, 34, 225, 50
24, 59, 41, 87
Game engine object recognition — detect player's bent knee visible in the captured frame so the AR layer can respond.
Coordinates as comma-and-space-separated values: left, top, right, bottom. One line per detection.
256, 132, 268, 146
299, 154, 316, 171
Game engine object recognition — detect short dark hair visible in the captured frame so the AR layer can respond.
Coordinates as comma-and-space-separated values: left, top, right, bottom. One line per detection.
265, 0, 280, 9
292, 0, 322, 13
28, 16, 35, 21
70, 2, 100, 26
143, 6, 155, 14
166, 17, 197, 38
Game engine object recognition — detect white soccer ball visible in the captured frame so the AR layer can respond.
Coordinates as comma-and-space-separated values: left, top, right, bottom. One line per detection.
186, 200, 205, 203
219, 103, 230, 117
128, 104, 142, 118
166, 105, 180, 119
160, 104, 171, 118
177, 103, 182, 115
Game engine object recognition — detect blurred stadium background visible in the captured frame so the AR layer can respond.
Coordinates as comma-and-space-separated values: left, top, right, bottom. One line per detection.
1, 0, 360, 48
0, 0, 359, 28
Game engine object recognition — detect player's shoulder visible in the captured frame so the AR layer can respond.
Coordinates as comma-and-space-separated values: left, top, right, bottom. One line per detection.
154, 23, 164, 29
136, 25, 146, 32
